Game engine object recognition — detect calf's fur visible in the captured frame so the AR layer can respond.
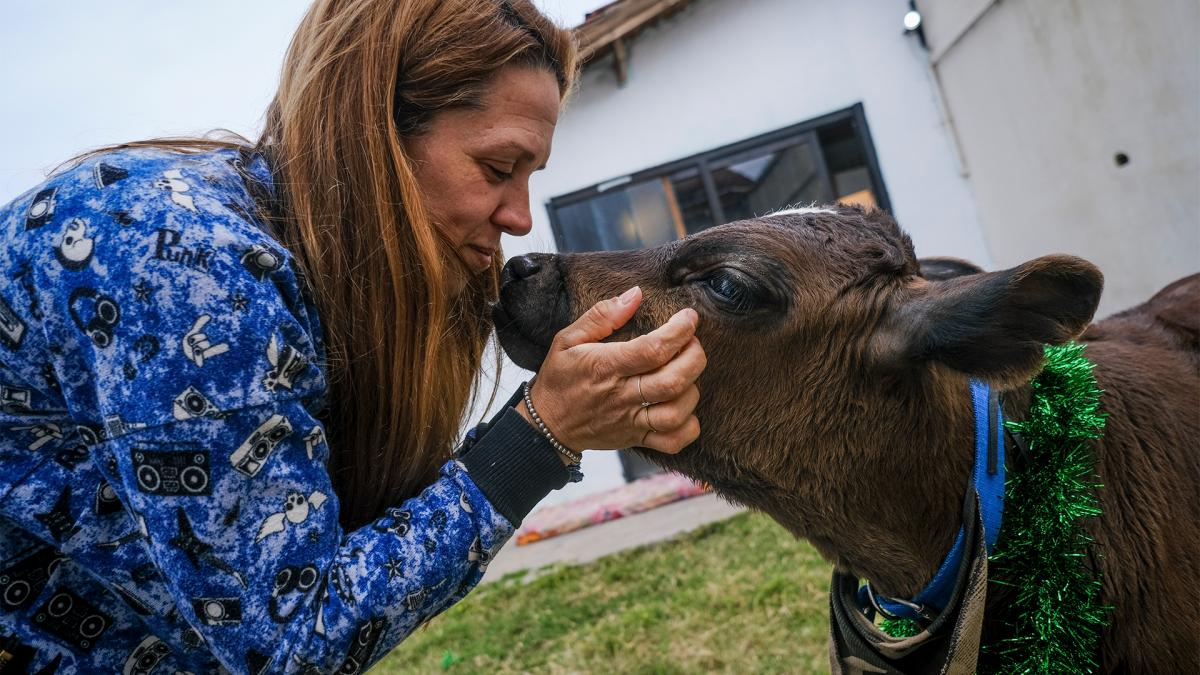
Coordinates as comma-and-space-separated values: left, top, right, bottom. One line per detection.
494, 206, 1200, 673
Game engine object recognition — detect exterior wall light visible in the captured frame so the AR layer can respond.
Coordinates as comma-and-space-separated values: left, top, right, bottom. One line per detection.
903, 9, 922, 31
903, 1, 927, 49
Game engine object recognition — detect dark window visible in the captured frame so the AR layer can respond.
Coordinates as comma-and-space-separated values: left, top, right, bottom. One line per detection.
548, 103, 890, 253
668, 167, 713, 234
708, 136, 829, 226
553, 177, 682, 251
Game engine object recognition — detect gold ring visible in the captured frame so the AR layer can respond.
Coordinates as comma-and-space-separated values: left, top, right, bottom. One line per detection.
637, 374, 652, 408
641, 405, 659, 433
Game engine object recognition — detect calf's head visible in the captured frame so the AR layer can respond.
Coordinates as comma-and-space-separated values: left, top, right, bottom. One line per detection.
495, 206, 1102, 594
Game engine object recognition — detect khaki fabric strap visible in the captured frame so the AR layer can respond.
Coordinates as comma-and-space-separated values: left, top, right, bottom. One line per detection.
828, 494, 990, 675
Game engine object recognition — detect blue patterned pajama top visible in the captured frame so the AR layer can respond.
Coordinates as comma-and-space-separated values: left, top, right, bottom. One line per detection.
0, 147, 572, 673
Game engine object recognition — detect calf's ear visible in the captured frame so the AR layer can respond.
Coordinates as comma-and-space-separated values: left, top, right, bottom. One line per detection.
880, 255, 1103, 386
917, 256, 985, 281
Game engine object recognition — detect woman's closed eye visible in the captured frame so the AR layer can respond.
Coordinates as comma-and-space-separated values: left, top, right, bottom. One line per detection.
483, 163, 513, 181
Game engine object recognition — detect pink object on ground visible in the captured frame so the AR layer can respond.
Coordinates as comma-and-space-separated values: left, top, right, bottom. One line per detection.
515, 472, 710, 545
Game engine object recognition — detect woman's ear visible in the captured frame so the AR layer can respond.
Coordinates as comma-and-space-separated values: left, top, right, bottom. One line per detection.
876, 255, 1103, 387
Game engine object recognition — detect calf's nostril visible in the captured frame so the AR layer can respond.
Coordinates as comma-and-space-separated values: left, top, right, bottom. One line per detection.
509, 255, 541, 281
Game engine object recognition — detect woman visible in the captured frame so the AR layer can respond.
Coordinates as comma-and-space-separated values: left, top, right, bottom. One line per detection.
0, 0, 705, 672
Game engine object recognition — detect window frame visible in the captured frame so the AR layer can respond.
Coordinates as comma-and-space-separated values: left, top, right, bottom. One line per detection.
546, 103, 891, 250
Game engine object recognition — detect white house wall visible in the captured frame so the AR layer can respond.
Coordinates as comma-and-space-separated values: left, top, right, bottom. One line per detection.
918, 0, 1200, 316
516, 0, 990, 263
482, 0, 990, 504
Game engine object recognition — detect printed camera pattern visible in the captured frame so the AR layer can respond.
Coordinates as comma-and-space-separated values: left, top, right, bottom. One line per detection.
0, 148, 512, 673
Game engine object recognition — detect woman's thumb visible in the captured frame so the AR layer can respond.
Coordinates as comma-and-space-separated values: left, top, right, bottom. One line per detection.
555, 286, 641, 349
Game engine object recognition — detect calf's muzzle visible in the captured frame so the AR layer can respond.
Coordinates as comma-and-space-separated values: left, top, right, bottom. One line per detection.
494, 253, 573, 371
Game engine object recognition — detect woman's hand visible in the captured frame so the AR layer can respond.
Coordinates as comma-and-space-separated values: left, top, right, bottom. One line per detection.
520, 286, 706, 456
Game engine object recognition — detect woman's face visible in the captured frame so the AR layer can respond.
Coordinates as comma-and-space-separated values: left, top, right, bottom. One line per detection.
408, 65, 560, 274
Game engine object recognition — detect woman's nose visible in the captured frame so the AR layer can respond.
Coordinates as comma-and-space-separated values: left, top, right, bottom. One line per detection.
494, 206, 532, 236
493, 184, 533, 236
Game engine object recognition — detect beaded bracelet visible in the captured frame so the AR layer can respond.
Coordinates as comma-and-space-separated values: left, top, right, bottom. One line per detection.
522, 382, 582, 465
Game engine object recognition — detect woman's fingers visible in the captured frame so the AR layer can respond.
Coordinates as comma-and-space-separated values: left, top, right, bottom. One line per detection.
631, 346, 704, 454
606, 308, 698, 377
638, 414, 700, 455
637, 384, 699, 431
634, 337, 706, 404
554, 286, 642, 350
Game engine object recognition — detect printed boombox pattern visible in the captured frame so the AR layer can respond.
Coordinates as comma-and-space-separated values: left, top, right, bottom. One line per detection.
31, 589, 111, 652
0, 546, 65, 612
230, 414, 293, 477
131, 446, 212, 497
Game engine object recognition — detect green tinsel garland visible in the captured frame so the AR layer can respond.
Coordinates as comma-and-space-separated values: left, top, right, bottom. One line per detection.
882, 343, 1110, 673
985, 343, 1110, 673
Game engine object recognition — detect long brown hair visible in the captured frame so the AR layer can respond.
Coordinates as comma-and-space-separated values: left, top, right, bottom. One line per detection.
259, 0, 577, 527
70, 1, 577, 528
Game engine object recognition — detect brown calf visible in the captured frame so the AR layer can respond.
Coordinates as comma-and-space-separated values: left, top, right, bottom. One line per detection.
494, 206, 1199, 673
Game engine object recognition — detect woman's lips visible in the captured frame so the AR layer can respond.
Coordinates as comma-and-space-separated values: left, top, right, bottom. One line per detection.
466, 245, 494, 270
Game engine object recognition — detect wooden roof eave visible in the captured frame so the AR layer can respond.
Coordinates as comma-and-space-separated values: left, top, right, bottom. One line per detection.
574, 0, 696, 86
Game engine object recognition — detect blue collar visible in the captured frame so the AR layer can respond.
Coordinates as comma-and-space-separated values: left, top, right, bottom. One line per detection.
862, 378, 1006, 622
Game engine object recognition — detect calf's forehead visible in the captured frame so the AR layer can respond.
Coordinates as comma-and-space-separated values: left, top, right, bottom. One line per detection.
678, 214, 906, 270
677, 220, 826, 259
564, 209, 914, 294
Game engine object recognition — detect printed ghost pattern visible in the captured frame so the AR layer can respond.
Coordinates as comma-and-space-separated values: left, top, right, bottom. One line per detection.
256, 491, 328, 542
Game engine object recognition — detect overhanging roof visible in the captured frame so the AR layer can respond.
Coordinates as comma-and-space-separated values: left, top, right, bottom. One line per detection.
574, 0, 696, 79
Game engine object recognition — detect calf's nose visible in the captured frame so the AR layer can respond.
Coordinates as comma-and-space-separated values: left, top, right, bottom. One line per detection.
504, 254, 541, 283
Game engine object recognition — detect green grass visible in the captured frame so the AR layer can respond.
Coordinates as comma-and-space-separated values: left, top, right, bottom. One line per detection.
373, 512, 833, 674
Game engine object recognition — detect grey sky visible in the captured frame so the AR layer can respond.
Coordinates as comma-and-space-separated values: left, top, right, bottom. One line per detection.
0, 0, 609, 203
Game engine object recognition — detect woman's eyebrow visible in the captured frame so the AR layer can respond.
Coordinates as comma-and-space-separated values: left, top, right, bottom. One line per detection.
482, 140, 545, 168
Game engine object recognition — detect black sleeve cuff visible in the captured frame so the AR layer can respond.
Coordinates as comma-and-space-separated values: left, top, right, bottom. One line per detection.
456, 387, 571, 526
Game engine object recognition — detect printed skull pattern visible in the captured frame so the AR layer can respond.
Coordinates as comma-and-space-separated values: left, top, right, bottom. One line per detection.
0, 148, 513, 673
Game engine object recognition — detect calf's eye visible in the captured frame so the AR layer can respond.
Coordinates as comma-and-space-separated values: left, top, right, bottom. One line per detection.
703, 271, 755, 312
